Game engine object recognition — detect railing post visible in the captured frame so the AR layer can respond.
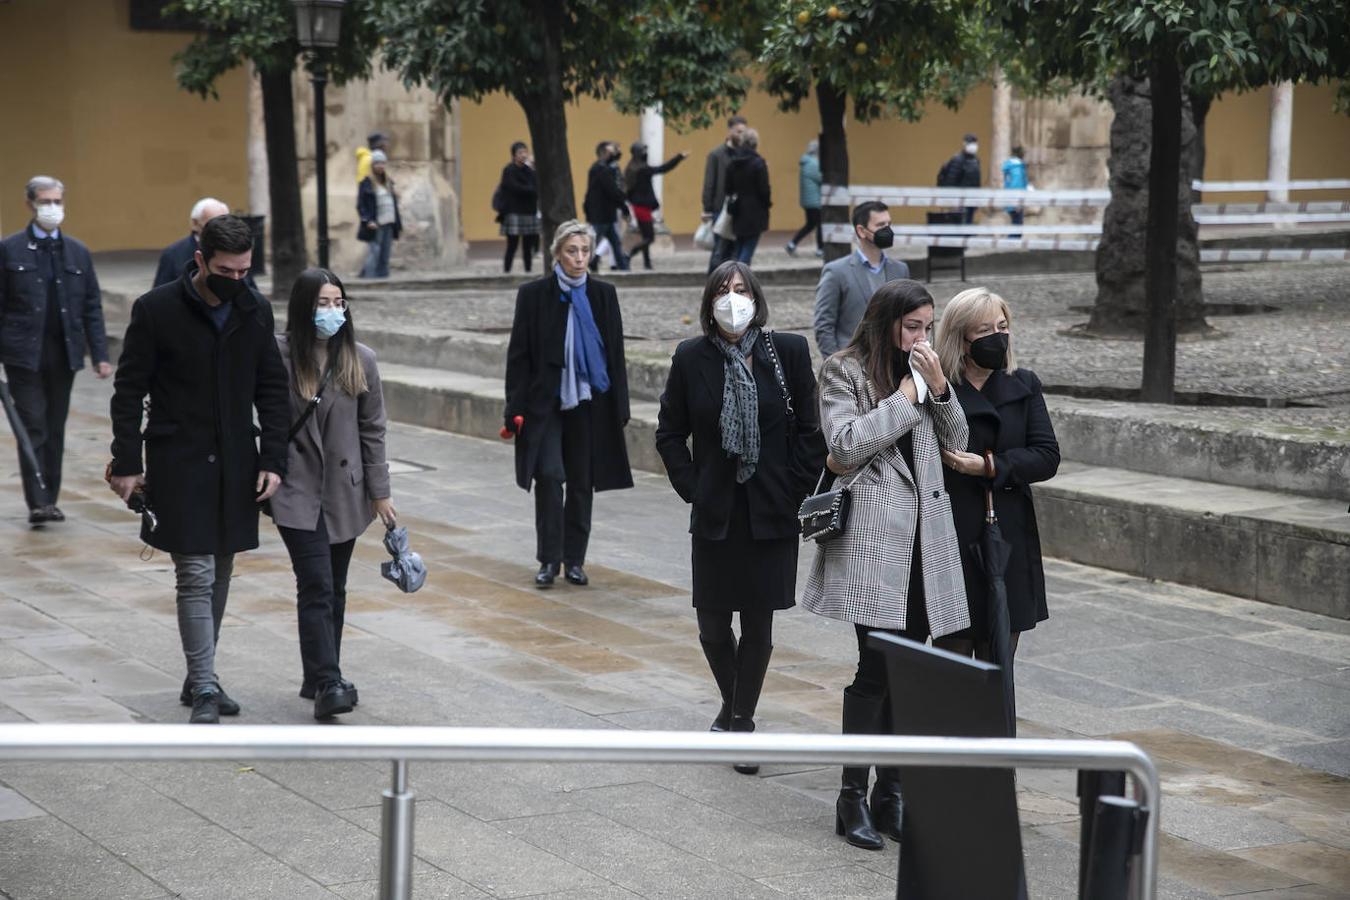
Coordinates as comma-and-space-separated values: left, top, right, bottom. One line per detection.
1078, 770, 1127, 897
1083, 795, 1144, 900
379, 759, 415, 900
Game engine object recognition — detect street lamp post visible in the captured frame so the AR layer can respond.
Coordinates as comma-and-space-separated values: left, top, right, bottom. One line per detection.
292, 0, 345, 270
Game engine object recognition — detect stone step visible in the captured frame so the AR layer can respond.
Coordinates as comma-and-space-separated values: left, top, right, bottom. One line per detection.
378, 362, 1350, 620
362, 327, 1350, 502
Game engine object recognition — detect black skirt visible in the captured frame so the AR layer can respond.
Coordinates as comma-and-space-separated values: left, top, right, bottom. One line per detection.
691, 483, 799, 612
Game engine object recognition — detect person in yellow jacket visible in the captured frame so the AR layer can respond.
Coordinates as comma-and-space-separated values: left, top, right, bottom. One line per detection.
355, 132, 390, 184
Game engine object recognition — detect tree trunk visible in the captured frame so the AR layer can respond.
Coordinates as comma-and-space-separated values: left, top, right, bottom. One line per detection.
260, 65, 306, 301
1088, 74, 1206, 341
1140, 48, 1182, 403
514, 0, 576, 252
817, 81, 850, 263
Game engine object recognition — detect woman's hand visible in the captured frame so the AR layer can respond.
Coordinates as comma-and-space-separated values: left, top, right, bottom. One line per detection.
372, 497, 398, 528
941, 450, 986, 476
909, 342, 948, 397
898, 375, 918, 404
826, 453, 854, 476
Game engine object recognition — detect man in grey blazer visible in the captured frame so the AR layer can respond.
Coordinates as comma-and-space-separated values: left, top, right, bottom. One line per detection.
812, 201, 910, 356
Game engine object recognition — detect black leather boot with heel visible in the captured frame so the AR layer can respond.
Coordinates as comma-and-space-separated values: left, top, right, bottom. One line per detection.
729, 641, 772, 774
835, 688, 884, 850
870, 693, 903, 842
699, 636, 737, 732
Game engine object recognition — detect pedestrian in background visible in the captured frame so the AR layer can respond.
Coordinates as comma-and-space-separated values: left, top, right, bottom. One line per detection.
937, 132, 982, 224
504, 220, 632, 589
725, 128, 771, 265
623, 142, 688, 270
497, 141, 540, 273
583, 141, 629, 273
812, 201, 909, 357
656, 261, 825, 773
786, 139, 823, 258
702, 115, 747, 273
154, 197, 230, 288
356, 131, 390, 184
357, 149, 402, 279
935, 287, 1058, 660
269, 268, 394, 720
801, 280, 969, 850
1001, 145, 1029, 237
109, 215, 290, 725
0, 175, 112, 526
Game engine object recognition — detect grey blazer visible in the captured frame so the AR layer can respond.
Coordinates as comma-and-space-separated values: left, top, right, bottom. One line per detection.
800, 354, 971, 637
812, 253, 911, 356
268, 335, 391, 543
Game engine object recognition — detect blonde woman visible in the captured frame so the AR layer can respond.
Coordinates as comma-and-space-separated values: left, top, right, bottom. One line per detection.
934, 288, 1059, 659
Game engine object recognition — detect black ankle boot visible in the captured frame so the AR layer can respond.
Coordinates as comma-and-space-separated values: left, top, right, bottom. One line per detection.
729, 641, 772, 775
699, 636, 737, 732
870, 695, 903, 841
835, 689, 885, 849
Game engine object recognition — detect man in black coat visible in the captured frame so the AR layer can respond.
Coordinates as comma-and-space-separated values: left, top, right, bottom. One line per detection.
701, 115, 747, 273
109, 215, 290, 725
582, 141, 630, 272
937, 132, 983, 224
152, 197, 230, 288
725, 129, 772, 266
0, 176, 112, 525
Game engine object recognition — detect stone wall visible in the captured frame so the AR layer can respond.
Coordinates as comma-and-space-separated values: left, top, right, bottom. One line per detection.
1011, 90, 1113, 225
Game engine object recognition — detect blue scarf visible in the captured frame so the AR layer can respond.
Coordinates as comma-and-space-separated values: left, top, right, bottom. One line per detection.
555, 263, 610, 396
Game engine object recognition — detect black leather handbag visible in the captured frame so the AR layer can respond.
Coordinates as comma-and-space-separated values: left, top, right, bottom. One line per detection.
798, 469, 851, 543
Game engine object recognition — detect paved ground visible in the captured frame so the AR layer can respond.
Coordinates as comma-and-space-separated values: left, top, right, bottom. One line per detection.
0, 377, 1347, 899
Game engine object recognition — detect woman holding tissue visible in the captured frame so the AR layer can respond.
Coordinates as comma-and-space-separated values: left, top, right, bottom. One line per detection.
656, 261, 825, 773
269, 268, 394, 720
800, 279, 970, 850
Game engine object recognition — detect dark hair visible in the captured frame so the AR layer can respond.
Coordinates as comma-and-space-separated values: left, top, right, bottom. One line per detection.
630, 141, 647, 159
842, 279, 935, 396
285, 268, 367, 398
963, 132, 977, 143
852, 200, 889, 230
595, 141, 612, 158
1012, 145, 1025, 158
367, 131, 388, 149
727, 114, 747, 128
510, 141, 528, 156
699, 261, 769, 338
199, 214, 254, 262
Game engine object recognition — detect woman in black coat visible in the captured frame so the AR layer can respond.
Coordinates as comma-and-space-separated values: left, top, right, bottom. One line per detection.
655, 260, 826, 774
497, 141, 540, 273
934, 287, 1060, 656
622, 142, 688, 270
724, 129, 771, 266
504, 219, 633, 588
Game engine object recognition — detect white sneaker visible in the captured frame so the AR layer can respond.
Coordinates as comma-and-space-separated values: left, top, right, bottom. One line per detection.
784, 242, 797, 256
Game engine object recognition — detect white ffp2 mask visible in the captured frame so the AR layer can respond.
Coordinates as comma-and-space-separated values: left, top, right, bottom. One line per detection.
713, 291, 756, 336
35, 203, 64, 231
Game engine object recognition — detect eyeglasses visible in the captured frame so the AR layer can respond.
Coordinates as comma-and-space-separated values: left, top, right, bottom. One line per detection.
316, 298, 348, 310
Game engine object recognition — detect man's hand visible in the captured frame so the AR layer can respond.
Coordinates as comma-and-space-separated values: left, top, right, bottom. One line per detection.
109, 473, 144, 503
94, 362, 113, 379
256, 470, 282, 501
941, 450, 986, 477
701, 213, 714, 222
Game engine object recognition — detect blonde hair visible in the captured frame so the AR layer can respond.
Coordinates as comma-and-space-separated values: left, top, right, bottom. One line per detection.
550, 219, 595, 259
935, 287, 1016, 385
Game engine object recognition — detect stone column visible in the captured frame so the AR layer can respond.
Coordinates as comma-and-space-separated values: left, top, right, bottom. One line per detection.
246, 63, 269, 218
639, 105, 674, 256
1266, 81, 1293, 203
991, 67, 1012, 188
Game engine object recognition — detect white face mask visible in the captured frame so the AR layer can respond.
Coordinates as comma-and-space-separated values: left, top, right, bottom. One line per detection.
964, 142, 979, 155
713, 291, 756, 336
34, 202, 64, 231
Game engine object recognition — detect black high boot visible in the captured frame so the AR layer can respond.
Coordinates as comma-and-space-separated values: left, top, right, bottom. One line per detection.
870, 691, 903, 842
699, 636, 738, 732
836, 688, 884, 850
729, 640, 772, 775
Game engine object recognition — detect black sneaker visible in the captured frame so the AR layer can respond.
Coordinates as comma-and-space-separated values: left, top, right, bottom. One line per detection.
300, 679, 358, 705
180, 679, 240, 716
28, 508, 50, 527
45, 505, 65, 522
189, 687, 220, 724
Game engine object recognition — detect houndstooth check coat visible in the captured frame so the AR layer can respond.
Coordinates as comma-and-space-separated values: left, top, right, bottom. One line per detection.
801, 354, 972, 637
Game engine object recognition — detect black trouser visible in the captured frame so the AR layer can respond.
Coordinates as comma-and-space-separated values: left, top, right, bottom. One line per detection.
790, 208, 822, 248
278, 516, 357, 691
504, 234, 539, 272
5, 354, 75, 510
630, 219, 657, 269
696, 608, 774, 646
533, 406, 593, 566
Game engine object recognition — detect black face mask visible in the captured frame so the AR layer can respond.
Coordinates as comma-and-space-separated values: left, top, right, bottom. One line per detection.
206, 273, 250, 304
969, 332, 1009, 370
868, 225, 895, 250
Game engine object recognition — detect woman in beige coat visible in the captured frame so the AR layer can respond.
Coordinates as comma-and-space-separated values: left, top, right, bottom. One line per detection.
801, 279, 969, 851
269, 268, 394, 720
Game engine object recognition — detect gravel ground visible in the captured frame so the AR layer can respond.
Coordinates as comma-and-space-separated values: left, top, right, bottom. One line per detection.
353, 260, 1350, 406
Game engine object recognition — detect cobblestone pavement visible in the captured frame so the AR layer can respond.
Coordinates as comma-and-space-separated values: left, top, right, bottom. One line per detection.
343, 260, 1350, 407
0, 378, 1347, 899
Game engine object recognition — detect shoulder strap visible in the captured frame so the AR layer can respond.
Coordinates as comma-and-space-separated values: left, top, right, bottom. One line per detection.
286, 351, 339, 443
761, 331, 795, 422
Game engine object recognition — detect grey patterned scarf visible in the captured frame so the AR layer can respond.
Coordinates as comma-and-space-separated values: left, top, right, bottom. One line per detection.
711, 327, 761, 483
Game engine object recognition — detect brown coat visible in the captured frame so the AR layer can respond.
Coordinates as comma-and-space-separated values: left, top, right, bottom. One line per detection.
268, 335, 391, 543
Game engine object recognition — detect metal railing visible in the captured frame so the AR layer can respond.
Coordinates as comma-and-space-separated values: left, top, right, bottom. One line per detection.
0, 724, 1161, 899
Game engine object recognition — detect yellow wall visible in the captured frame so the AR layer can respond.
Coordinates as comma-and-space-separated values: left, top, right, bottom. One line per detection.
0, 0, 249, 250
459, 84, 994, 241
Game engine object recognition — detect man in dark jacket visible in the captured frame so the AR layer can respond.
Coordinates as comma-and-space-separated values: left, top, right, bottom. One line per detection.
583, 141, 629, 272
0, 176, 112, 525
153, 197, 230, 288
937, 132, 983, 224
109, 215, 290, 725
701, 115, 747, 273
725, 129, 771, 265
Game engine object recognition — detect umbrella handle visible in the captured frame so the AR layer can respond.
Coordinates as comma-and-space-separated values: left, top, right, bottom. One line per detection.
983, 450, 996, 523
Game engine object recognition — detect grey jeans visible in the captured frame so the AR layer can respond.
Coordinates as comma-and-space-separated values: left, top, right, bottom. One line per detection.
171, 553, 235, 692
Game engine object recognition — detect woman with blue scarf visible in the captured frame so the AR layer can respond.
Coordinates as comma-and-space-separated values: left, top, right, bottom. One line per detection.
504, 220, 633, 588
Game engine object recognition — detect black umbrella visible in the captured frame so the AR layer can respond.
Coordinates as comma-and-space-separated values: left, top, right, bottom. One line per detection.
0, 375, 47, 500
975, 449, 1017, 738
